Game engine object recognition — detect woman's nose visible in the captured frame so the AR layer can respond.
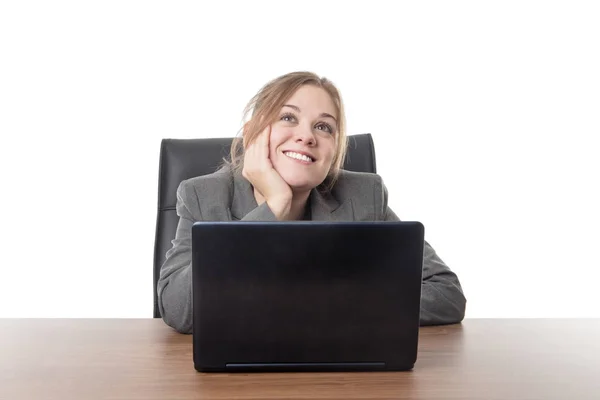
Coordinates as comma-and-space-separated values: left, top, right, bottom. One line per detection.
294, 124, 316, 145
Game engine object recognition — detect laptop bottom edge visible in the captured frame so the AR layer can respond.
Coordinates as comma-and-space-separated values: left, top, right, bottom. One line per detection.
195, 362, 415, 373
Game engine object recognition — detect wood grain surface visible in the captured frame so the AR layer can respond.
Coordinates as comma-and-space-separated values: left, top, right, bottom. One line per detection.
1, 319, 599, 399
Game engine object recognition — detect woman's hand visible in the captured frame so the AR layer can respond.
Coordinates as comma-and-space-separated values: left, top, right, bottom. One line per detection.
242, 124, 293, 220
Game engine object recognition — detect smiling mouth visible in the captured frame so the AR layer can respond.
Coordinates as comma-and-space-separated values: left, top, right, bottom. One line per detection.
283, 151, 314, 163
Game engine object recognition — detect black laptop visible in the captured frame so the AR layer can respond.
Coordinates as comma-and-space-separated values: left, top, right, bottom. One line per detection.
191, 221, 424, 372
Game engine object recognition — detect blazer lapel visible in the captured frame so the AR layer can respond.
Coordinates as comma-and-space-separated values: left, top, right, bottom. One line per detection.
310, 187, 355, 221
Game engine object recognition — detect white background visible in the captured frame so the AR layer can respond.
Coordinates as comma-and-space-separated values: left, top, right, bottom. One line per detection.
1, 1, 598, 318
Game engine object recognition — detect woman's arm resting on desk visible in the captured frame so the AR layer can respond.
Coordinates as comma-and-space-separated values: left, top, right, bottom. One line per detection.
157, 182, 197, 334
417, 239, 467, 325
378, 179, 467, 325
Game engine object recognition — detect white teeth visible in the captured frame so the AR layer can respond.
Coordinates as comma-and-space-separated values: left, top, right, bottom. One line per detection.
284, 151, 313, 162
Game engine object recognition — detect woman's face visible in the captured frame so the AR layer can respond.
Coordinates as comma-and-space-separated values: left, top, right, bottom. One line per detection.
268, 85, 338, 193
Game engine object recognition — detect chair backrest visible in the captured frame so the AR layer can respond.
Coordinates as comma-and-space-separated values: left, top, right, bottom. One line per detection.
153, 134, 377, 317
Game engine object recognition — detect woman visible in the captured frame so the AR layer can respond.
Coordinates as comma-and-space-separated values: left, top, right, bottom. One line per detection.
158, 71, 466, 334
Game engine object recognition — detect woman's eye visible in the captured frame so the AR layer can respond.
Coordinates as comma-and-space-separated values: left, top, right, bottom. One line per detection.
316, 123, 334, 134
281, 113, 296, 122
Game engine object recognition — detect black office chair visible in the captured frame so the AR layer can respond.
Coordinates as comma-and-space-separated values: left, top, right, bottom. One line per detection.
153, 134, 377, 317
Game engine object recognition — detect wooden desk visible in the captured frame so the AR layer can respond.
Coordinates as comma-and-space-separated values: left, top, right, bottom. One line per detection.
1, 319, 599, 399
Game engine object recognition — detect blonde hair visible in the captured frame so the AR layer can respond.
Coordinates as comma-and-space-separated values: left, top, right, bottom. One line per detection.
226, 71, 347, 189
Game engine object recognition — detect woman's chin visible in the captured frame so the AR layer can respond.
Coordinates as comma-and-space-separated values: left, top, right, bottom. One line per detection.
286, 182, 313, 192
283, 178, 318, 192
278, 170, 326, 192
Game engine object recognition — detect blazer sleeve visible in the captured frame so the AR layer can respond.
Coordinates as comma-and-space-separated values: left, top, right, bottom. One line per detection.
156, 180, 198, 334
377, 177, 467, 325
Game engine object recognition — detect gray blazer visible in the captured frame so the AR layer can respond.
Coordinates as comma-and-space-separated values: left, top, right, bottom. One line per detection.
158, 167, 466, 334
